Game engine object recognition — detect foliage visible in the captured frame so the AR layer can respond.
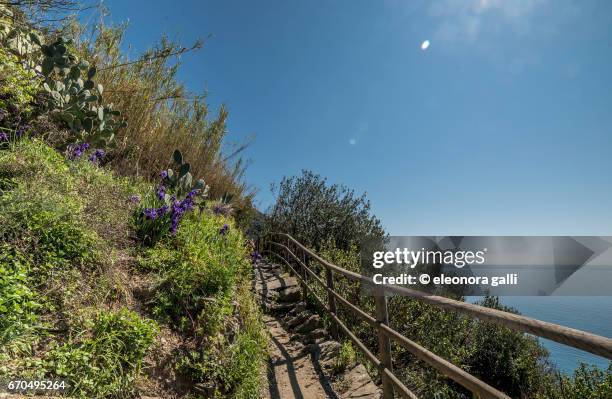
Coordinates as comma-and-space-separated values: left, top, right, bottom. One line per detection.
146, 214, 248, 331
0, 3, 264, 396
175, 279, 266, 399
0, 5, 43, 58
555, 363, 612, 399
44, 308, 157, 398
0, 48, 39, 114
0, 247, 40, 358
312, 237, 611, 398
140, 212, 266, 396
266, 170, 385, 251
335, 340, 357, 373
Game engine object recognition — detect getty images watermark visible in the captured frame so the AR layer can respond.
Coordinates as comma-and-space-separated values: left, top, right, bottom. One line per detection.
361, 236, 612, 296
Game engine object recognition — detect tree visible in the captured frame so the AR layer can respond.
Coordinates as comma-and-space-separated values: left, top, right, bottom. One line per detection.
265, 170, 385, 251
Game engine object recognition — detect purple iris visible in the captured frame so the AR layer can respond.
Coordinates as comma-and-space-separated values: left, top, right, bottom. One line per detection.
88, 148, 105, 163
219, 224, 229, 235
168, 195, 197, 234
157, 185, 166, 201
15, 125, 28, 138
129, 194, 141, 203
212, 203, 231, 216
0, 132, 8, 142
160, 170, 168, 179
67, 142, 90, 160
143, 208, 158, 220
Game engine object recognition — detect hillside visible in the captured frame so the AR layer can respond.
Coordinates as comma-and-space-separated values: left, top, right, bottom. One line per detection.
0, 139, 266, 398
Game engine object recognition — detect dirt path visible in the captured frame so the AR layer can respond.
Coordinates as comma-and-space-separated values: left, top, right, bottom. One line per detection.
254, 261, 380, 399
263, 315, 337, 399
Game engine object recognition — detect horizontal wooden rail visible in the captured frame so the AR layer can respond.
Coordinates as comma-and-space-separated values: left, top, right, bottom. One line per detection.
260, 233, 612, 399
265, 241, 510, 398
272, 232, 612, 360
264, 248, 418, 399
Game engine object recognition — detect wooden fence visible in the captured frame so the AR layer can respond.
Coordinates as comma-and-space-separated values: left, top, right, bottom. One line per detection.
260, 233, 612, 399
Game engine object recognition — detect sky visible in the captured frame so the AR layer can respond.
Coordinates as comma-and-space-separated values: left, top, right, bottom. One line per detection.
92, 0, 612, 235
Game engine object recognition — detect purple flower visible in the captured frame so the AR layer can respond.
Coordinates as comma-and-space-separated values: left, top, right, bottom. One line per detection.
143, 208, 158, 220
66, 142, 90, 160
129, 194, 141, 204
160, 170, 168, 179
0, 132, 8, 142
88, 148, 105, 163
219, 224, 229, 235
212, 203, 232, 216
15, 125, 28, 138
157, 185, 166, 201
251, 251, 263, 265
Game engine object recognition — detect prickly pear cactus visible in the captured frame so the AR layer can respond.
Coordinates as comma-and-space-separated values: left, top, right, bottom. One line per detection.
161, 149, 209, 198
40, 38, 126, 147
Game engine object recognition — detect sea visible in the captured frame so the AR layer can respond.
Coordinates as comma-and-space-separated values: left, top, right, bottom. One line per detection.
467, 296, 612, 374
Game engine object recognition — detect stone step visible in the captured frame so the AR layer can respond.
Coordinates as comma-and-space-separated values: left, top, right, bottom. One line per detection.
295, 314, 322, 334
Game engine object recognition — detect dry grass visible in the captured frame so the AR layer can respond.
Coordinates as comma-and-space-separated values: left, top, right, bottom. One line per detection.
63, 21, 254, 212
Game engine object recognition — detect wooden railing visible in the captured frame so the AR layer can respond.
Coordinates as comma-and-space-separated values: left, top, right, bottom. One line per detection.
260, 233, 612, 399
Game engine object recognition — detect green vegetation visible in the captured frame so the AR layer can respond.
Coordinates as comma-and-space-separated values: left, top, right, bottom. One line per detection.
266, 170, 385, 251
0, 2, 266, 397
266, 171, 612, 398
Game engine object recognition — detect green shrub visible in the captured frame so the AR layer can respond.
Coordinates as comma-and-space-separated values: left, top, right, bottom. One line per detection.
44, 308, 157, 398
0, 47, 39, 113
554, 363, 612, 399
335, 341, 357, 373
149, 214, 249, 331
175, 280, 266, 399
266, 170, 385, 251
0, 246, 40, 358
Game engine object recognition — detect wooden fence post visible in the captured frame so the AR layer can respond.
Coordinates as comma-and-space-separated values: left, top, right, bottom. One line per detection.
375, 287, 394, 399
326, 268, 339, 339
301, 249, 308, 302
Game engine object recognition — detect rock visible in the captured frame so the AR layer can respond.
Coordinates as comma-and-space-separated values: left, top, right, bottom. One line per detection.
286, 301, 307, 316
295, 314, 321, 333
277, 286, 301, 303
341, 364, 382, 398
286, 310, 311, 328
268, 302, 294, 314
304, 328, 327, 343
193, 382, 215, 396
318, 340, 341, 363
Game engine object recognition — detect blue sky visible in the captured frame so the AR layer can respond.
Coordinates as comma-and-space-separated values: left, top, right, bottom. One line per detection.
95, 0, 612, 235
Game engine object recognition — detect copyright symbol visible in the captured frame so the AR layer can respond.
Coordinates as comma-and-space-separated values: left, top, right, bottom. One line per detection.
419, 274, 430, 284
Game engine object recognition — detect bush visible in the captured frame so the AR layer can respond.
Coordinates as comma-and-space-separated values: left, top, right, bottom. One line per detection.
335, 341, 357, 373
556, 363, 612, 399
148, 214, 249, 332
141, 211, 266, 396
266, 170, 385, 251
0, 247, 40, 358
175, 279, 266, 399
44, 308, 157, 398
0, 47, 39, 114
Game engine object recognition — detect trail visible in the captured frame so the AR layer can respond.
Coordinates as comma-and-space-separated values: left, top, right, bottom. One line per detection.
254, 262, 380, 399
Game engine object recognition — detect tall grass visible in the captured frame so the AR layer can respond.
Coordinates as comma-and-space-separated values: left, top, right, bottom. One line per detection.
62, 19, 254, 211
